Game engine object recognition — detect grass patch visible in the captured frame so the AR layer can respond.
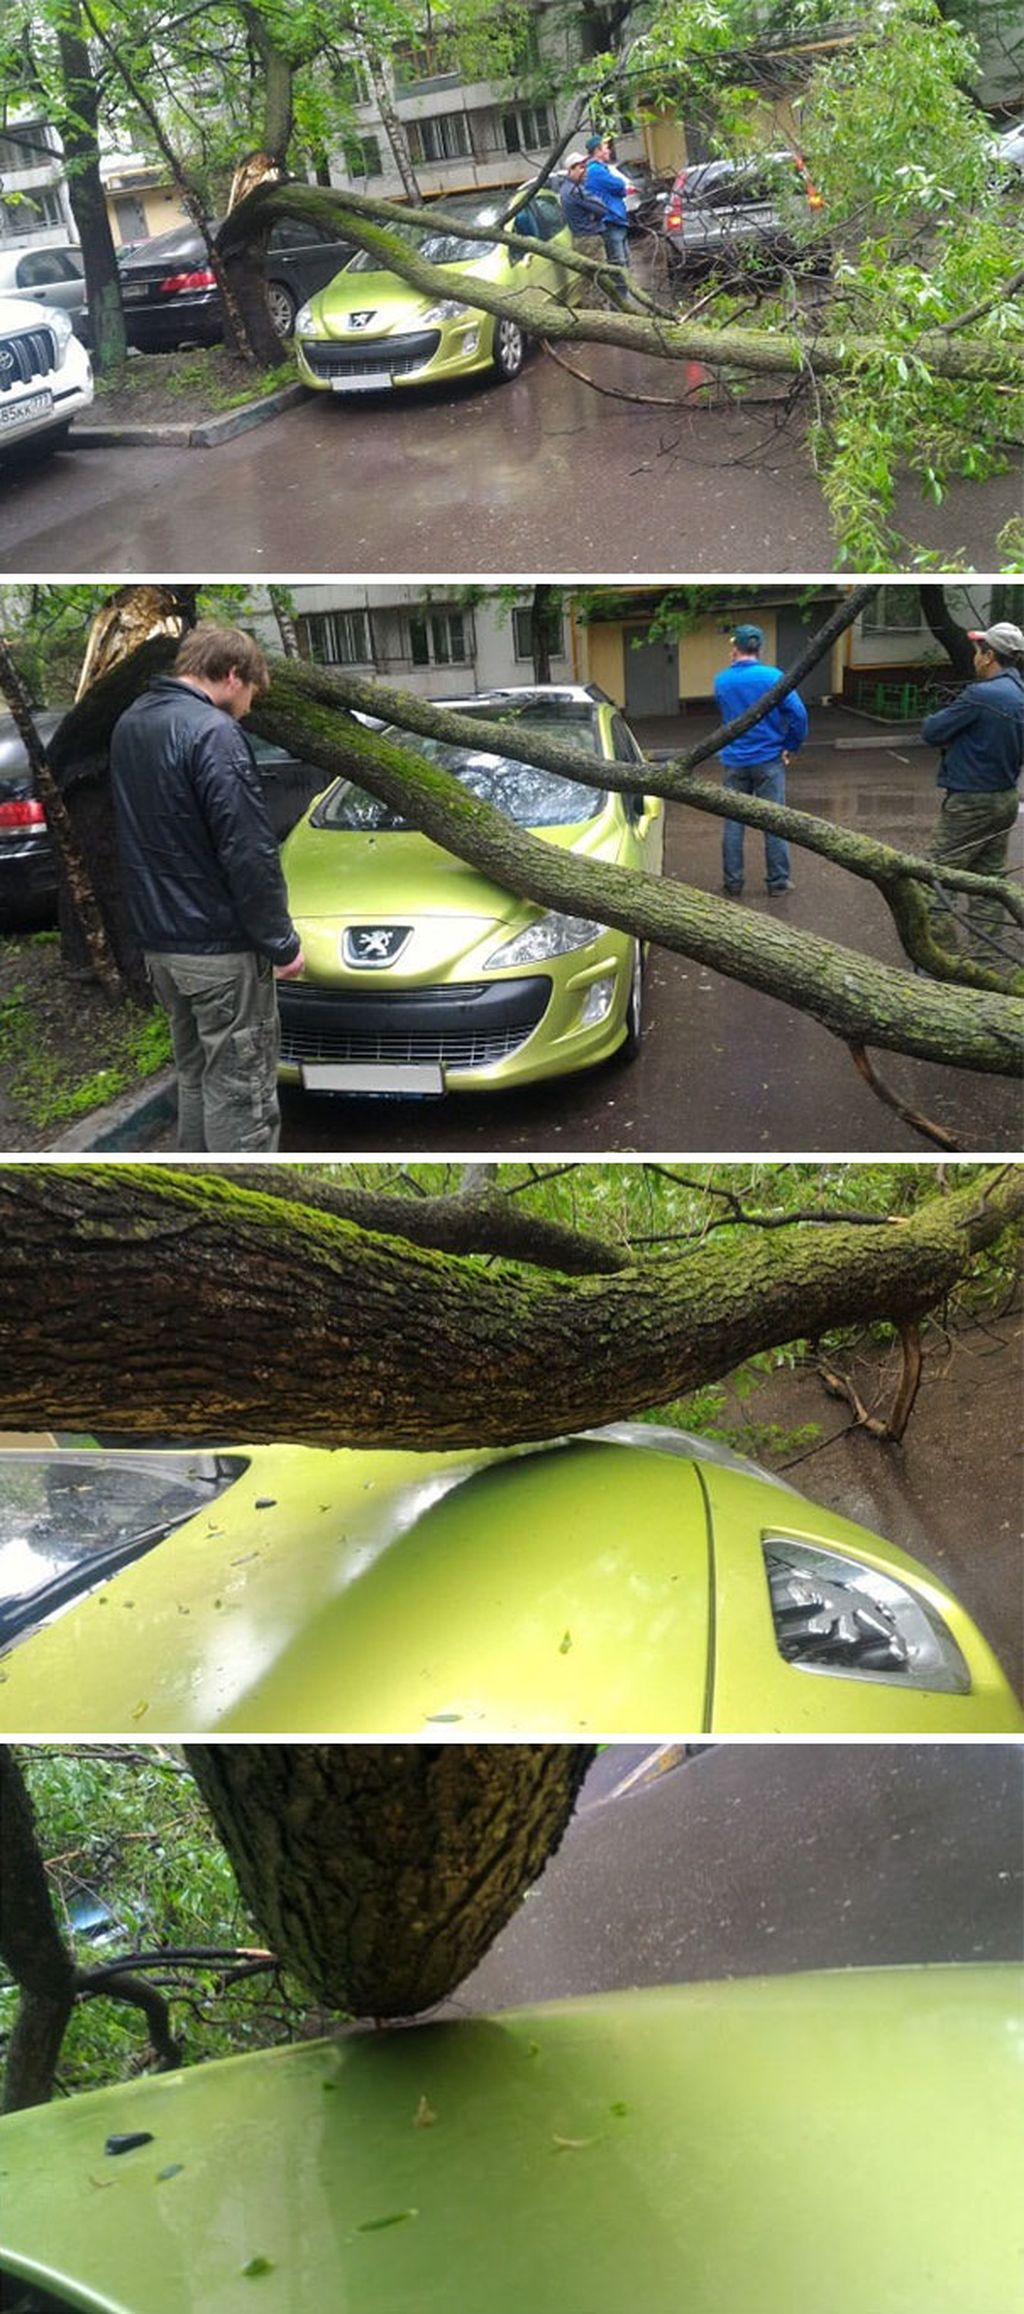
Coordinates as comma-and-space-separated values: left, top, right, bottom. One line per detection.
0, 935, 171, 1134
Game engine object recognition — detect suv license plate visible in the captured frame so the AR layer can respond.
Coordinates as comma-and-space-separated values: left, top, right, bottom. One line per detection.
0, 390, 53, 431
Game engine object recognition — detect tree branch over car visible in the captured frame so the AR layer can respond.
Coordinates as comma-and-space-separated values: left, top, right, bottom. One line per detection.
0, 1161, 1019, 1447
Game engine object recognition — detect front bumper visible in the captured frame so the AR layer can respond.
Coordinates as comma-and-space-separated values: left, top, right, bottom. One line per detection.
0, 328, 93, 446
295, 310, 495, 393
277, 943, 635, 1093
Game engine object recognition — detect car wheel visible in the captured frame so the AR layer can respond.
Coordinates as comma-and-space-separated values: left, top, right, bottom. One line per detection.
492, 315, 526, 380
266, 280, 296, 337
621, 942, 644, 1060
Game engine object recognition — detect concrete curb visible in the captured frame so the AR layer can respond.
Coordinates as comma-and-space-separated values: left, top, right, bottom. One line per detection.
52, 1068, 177, 1153
73, 380, 307, 450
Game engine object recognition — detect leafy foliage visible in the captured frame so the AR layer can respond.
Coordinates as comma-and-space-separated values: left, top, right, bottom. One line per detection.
0, 1749, 318, 2093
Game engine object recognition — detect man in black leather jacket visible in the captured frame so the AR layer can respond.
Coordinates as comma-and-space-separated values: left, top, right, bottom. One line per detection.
111, 622, 305, 1150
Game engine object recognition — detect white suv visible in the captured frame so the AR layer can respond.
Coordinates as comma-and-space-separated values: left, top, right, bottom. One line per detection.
0, 292, 93, 454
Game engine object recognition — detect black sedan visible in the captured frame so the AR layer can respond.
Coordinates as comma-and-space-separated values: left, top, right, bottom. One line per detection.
116, 216, 355, 350
0, 716, 329, 930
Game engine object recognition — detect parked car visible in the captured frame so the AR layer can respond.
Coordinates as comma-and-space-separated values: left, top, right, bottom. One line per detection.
276, 685, 662, 1096
992, 120, 1024, 173
0, 244, 88, 338
0, 715, 327, 930
293, 185, 572, 395
0, 1963, 1021, 2314
0, 1423, 1019, 1735
0, 708, 65, 926
662, 152, 826, 277
116, 216, 356, 349
0, 293, 93, 454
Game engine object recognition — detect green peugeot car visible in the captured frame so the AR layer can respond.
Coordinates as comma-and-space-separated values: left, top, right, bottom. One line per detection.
276, 686, 664, 1098
0, 1426, 1019, 1735
1, 1968, 1021, 2313
293, 185, 572, 394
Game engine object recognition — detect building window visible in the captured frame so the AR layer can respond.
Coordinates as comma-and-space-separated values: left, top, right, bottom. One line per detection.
406, 112, 473, 165
0, 125, 59, 173
302, 609, 374, 666
502, 104, 555, 155
408, 608, 471, 666
861, 587, 922, 635
342, 131, 382, 178
394, 34, 460, 90
512, 604, 564, 662
0, 187, 66, 235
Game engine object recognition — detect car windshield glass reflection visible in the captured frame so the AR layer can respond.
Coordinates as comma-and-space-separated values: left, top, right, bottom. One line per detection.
347, 206, 508, 272
0, 1453, 244, 1647
317, 731, 605, 832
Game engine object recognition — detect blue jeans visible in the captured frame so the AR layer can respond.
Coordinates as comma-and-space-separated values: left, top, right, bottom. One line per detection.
722, 758, 790, 891
602, 222, 630, 268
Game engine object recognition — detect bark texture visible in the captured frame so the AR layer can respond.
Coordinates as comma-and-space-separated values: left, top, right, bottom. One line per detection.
0, 1750, 77, 2111
0, 1165, 1018, 1447
187, 1745, 594, 2015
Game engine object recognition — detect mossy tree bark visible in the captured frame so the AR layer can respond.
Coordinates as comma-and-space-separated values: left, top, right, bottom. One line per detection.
0, 1163, 1019, 1447
187, 1744, 595, 2017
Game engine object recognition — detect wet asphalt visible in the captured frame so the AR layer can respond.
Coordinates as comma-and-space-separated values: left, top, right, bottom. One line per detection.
274, 724, 1023, 1156
1, 346, 1021, 576
442, 1743, 1024, 2016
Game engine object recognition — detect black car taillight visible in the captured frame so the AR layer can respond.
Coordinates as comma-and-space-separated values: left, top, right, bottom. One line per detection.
159, 267, 217, 295
0, 797, 45, 830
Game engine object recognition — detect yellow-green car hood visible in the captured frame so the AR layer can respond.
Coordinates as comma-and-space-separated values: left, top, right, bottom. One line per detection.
282, 808, 622, 926
1, 1969, 1021, 2314
0, 1436, 1019, 1736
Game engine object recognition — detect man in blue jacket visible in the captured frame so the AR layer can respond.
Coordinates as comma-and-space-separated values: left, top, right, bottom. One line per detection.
584, 135, 634, 270
714, 623, 809, 896
920, 620, 1024, 964
111, 622, 305, 1152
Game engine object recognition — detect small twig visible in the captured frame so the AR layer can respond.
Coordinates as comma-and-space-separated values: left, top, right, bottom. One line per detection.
847, 1044, 960, 1151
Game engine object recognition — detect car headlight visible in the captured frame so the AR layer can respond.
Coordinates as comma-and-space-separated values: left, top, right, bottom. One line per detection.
423, 298, 472, 323
486, 912, 605, 968
762, 1536, 971, 1692
294, 301, 323, 336
46, 307, 74, 361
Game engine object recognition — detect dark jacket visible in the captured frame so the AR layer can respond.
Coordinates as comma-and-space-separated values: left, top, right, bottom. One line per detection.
559, 177, 607, 235
110, 677, 300, 961
921, 669, 1024, 792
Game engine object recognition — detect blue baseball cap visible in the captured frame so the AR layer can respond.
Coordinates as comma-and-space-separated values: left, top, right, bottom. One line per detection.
732, 624, 763, 651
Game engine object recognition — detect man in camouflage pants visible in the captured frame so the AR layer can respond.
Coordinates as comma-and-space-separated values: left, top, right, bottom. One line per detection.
920, 620, 1024, 969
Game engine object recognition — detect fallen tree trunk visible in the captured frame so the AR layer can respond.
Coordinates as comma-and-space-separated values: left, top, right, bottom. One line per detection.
186, 1744, 595, 2017
0, 1164, 1018, 1447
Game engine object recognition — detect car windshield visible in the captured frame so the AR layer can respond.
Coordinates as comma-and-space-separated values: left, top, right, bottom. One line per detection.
315, 716, 606, 832
0, 1451, 245, 1649
347, 204, 512, 273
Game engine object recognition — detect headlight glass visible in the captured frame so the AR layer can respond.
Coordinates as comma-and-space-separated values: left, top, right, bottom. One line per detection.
423, 298, 471, 322
486, 912, 604, 968
46, 307, 74, 360
294, 301, 322, 336
762, 1535, 971, 1692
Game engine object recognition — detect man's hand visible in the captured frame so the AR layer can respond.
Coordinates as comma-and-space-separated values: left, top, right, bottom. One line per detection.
275, 948, 306, 981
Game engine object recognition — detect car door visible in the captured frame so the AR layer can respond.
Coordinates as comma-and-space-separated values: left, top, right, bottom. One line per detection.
13, 247, 86, 318
511, 193, 571, 297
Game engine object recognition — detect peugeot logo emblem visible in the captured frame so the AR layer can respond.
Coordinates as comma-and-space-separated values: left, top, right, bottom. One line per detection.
342, 925, 413, 967
347, 310, 376, 330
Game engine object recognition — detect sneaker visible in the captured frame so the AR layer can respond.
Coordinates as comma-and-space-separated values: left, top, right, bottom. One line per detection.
766, 882, 794, 896
722, 883, 743, 897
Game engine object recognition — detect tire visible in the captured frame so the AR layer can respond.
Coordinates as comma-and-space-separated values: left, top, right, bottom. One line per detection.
266, 279, 296, 338
492, 315, 526, 381
620, 941, 644, 1060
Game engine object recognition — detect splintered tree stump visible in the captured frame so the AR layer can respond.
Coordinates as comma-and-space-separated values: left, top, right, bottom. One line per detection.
186, 1744, 595, 2017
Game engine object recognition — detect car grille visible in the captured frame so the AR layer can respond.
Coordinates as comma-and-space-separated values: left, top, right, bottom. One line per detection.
279, 979, 551, 1071
0, 326, 56, 386
299, 330, 442, 380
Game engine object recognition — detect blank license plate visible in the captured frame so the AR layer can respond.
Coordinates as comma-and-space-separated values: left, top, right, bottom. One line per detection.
300, 1063, 444, 1096
0, 390, 53, 430
331, 372, 394, 392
